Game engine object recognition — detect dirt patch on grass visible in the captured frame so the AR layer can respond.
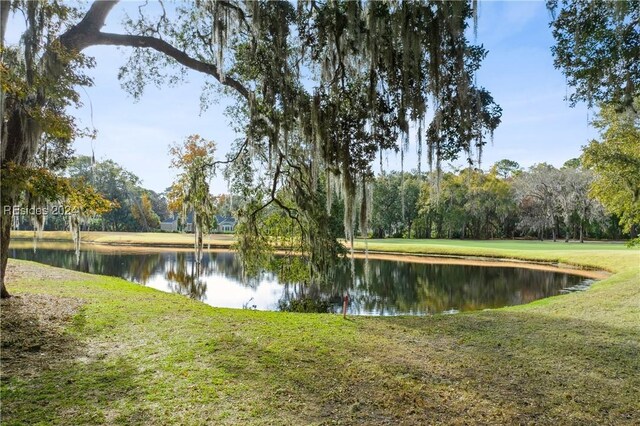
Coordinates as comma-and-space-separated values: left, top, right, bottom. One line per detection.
4, 260, 89, 283
1, 293, 85, 379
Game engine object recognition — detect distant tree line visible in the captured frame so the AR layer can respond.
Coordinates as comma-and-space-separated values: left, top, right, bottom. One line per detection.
367, 159, 632, 242
14, 153, 633, 242
14, 156, 169, 232
13, 154, 246, 234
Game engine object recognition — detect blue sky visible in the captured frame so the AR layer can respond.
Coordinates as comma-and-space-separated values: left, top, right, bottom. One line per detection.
10, 1, 597, 194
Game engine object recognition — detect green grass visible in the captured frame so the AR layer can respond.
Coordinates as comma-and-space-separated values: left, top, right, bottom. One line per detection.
1, 240, 639, 425
355, 238, 638, 271
11, 230, 234, 248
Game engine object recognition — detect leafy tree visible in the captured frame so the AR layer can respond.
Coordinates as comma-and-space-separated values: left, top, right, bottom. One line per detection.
513, 164, 607, 242
67, 156, 146, 231
167, 135, 217, 264
547, 0, 639, 242
417, 170, 468, 239
370, 172, 420, 238
131, 193, 161, 231
145, 189, 170, 222
415, 168, 516, 240
492, 159, 522, 179
548, 0, 640, 110
582, 99, 640, 238
562, 158, 581, 169
464, 168, 517, 239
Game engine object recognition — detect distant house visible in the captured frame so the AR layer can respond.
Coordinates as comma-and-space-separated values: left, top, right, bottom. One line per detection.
159, 218, 178, 232
216, 215, 236, 233
159, 217, 193, 232
160, 214, 234, 233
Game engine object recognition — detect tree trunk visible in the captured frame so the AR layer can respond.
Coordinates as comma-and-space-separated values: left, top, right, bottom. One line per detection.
579, 221, 584, 243
1, 203, 13, 298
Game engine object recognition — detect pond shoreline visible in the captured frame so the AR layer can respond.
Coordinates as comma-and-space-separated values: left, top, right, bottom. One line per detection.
10, 234, 610, 280
354, 251, 610, 279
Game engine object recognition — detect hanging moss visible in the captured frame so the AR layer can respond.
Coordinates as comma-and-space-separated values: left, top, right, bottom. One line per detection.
210, 0, 500, 286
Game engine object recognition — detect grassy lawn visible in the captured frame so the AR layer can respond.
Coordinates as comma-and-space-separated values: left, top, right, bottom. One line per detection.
355, 238, 638, 271
1, 240, 639, 425
11, 230, 234, 248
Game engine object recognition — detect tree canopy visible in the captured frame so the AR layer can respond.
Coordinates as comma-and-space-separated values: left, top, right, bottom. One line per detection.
167, 134, 217, 263
581, 98, 640, 237
548, 0, 640, 110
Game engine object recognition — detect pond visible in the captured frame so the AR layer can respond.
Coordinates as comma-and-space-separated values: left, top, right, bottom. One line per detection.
8, 242, 595, 316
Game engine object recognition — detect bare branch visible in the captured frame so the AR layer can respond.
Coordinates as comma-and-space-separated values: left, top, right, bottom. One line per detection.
58, 0, 251, 101
90, 32, 250, 100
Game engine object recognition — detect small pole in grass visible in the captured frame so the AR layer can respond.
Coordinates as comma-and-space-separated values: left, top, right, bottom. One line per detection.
343, 293, 349, 319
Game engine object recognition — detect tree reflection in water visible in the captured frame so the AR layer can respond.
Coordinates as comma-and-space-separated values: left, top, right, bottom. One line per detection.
164, 252, 208, 301
9, 246, 590, 315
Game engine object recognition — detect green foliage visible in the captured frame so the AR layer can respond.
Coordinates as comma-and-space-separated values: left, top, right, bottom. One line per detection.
371, 172, 421, 238
65, 156, 165, 232
562, 158, 581, 169
492, 159, 522, 179
626, 237, 640, 248
582, 100, 640, 234
168, 135, 218, 261
2, 1, 503, 294
118, 0, 502, 282
548, 0, 640, 109
413, 167, 518, 239
0, 162, 113, 221
513, 163, 608, 242
368, 159, 623, 242
131, 193, 161, 231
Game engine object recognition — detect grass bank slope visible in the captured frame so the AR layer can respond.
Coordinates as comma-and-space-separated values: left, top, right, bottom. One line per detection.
1, 243, 639, 425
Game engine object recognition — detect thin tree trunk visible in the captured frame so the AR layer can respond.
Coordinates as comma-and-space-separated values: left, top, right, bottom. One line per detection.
1, 206, 12, 298
426, 215, 431, 239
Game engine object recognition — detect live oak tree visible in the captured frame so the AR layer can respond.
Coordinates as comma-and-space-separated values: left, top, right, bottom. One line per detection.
1, 0, 500, 297
548, 0, 640, 111
548, 0, 639, 243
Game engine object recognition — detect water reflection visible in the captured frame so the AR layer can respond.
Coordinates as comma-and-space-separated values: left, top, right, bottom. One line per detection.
8, 245, 590, 315
165, 252, 208, 301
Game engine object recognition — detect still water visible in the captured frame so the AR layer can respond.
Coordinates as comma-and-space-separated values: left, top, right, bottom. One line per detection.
9, 244, 592, 316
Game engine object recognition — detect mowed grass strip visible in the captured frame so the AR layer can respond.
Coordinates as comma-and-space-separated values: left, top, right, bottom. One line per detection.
1, 241, 639, 425
10, 230, 235, 248
354, 238, 639, 271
